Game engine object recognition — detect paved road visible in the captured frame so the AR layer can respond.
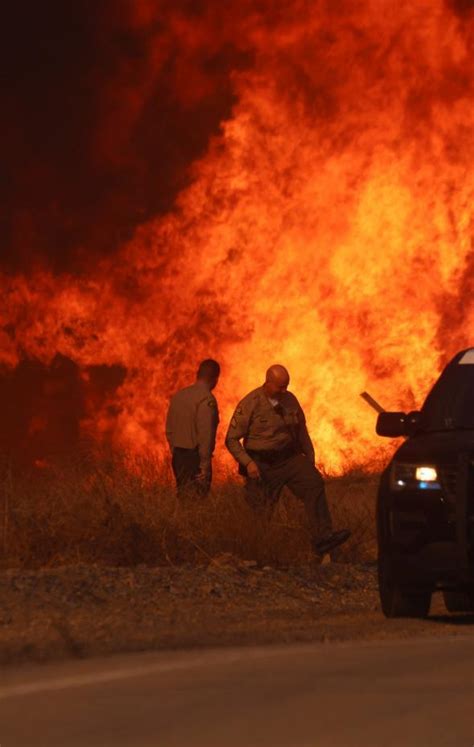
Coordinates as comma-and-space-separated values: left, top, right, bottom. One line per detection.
1, 636, 473, 746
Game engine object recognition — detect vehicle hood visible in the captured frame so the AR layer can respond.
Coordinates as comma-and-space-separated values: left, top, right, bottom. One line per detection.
394, 430, 474, 464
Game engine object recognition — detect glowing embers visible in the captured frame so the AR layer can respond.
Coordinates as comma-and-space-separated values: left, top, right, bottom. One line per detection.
391, 463, 441, 491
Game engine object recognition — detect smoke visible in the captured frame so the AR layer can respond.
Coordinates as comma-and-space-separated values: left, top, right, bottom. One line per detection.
3, 0, 470, 273
449, 0, 474, 15
1, 0, 250, 273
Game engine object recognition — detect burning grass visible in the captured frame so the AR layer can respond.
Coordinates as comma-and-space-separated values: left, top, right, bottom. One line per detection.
0, 453, 379, 571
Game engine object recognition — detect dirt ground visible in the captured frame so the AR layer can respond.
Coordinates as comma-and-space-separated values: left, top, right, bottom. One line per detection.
1, 556, 473, 667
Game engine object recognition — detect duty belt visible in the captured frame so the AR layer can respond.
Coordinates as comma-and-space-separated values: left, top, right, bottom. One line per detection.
246, 443, 299, 465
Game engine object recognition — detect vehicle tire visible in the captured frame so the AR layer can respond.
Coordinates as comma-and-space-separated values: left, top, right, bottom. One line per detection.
443, 590, 474, 613
378, 548, 431, 618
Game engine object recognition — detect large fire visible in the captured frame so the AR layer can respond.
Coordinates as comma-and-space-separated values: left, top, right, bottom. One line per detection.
1, 0, 474, 474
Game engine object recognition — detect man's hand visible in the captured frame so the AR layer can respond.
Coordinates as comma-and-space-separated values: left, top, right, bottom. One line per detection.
246, 461, 260, 479
196, 467, 210, 484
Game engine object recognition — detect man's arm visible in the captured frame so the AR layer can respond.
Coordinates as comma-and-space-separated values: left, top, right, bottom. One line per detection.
297, 403, 315, 463
196, 397, 219, 476
225, 402, 254, 467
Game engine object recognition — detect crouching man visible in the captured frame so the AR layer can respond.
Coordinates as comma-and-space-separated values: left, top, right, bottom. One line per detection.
225, 364, 350, 557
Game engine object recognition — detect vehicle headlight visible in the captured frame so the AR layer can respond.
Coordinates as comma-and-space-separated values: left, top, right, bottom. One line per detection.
390, 463, 441, 491
415, 466, 438, 483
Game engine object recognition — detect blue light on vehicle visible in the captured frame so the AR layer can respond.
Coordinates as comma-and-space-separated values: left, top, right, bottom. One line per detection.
391, 463, 442, 491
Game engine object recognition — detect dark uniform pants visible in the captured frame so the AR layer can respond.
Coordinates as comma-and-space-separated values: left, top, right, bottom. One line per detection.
245, 452, 333, 541
171, 447, 210, 497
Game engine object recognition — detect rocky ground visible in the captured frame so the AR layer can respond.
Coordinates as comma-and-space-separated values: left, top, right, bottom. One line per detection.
1, 555, 472, 666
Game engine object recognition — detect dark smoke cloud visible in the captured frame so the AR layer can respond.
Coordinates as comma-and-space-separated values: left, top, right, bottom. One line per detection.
449, 0, 474, 14
1, 0, 250, 274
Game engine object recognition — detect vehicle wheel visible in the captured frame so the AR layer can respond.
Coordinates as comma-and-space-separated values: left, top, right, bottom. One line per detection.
378, 549, 431, 618
443, 590, 474, 613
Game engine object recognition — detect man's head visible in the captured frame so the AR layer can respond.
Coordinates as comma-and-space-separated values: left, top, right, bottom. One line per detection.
197, 359, 220, 390
263, 364, 290, 400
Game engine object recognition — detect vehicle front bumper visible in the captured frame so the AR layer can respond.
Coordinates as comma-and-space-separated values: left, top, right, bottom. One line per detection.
382, 456, 474, 588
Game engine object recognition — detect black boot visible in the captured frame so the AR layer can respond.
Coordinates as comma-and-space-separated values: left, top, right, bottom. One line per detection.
313, 529, 351, 556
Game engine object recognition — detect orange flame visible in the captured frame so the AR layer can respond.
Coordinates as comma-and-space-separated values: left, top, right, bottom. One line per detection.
2, 0, 474, 474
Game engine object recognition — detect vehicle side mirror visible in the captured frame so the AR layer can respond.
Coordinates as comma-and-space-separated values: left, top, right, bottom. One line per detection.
376, 411, 421, 437
405, 410, 422, 437
376, 412, 406, 437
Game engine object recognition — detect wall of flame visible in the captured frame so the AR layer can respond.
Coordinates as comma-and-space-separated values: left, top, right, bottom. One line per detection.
1, 0, 474, 474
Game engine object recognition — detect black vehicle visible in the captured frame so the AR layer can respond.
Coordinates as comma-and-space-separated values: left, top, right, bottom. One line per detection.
376, 348, 474, 618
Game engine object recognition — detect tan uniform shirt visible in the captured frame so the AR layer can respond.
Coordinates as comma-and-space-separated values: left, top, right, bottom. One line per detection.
225, 386, 315, 467
165, 382, 219, 474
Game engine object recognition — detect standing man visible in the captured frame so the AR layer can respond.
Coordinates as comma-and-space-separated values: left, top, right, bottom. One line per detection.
225, 364, 350, 556
166, 359, 220, 497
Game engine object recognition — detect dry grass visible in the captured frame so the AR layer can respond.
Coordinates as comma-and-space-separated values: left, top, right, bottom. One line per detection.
0, 452, 379, 570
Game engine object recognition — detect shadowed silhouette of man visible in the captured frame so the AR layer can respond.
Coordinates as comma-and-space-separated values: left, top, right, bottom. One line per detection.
166, 359, 220, 497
